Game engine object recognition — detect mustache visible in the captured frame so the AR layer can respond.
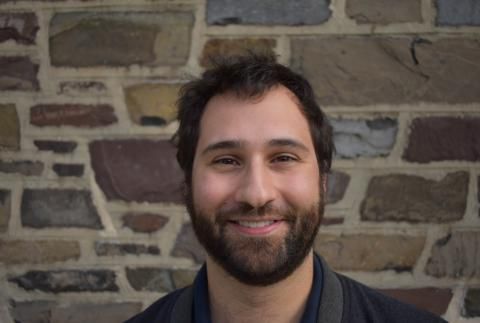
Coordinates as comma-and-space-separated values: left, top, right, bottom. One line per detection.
215, 202, 296, 223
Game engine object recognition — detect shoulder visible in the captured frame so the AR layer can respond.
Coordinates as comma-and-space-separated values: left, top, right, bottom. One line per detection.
337, 274, 447, 323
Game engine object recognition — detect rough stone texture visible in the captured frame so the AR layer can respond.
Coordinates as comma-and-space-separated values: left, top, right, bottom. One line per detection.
9, 270, 118, 293
0, 104, 20, 151
50, 303, 142, 323
346, 0, 422, 24
404, 117, 480, 163
126, 267, 173, 292
0, 12, 38, 44
332, 118, 397, 158
207, 0, 331, 25
0, 56, 39, 91
0, 190, 11, 232
314, 234, 425, 271
321, 217, 345, 226
0, 160, 43, 176
0, 240, 80, 264
171, 223, 206, 264
379, 288, 452, 316
59, 81, 107, 96
326, 171, 350, 204
200, 38, 276, 67
90, 140, 183, 203
425, 232, 480, 278
171, 269, 197, 289
95, 241, 160, 256
21, 189, 103, 229
122, 212, 169, 233
436, 0, 480, 26
52, 163, 84, 177
9, 300, 55, 323
361, 172, 468, 223
124, 83, 181, 126
291, 37, 480, 106
30, 104, 117, 128
34, 140, 78, 154
478, 176, 480, 218
464, 289, 480, 317
50, 11, 194, 67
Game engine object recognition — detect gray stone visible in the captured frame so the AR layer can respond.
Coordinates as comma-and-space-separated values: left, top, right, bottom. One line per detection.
0, 12, 38, 44
331, 118, 398, 158
95, 241, 160, 256
0, 190, 10, 232
326, 171, 350, 204
9, 270, 118, 293
207, 0, 331, 25
171, 223, 206, 264
126, 267, 173, 292
34, 140, 78, 154
9, 300, 55, 323
0, 160, 43, 176
59, 81, 107, 96
464, 289, 480, 317
0, 104, 20, 151
361, 172, 468, 223
52, 163, 84, 177
21, 189, 103, 229
346, 0, 422, 24
436, 0, 480, 26
50, 11, 194, 67
50, 303, 142, 323
425, 232, 480, 278
0, 56, 39, 91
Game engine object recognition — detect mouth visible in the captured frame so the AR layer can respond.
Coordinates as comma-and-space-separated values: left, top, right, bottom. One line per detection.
228, 219, 284, 235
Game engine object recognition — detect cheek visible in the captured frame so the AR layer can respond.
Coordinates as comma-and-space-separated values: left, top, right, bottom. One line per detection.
192, 171, 235, 213
278, 170, 321, 206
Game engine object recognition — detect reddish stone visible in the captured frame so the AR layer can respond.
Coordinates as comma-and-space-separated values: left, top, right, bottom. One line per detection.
30, 104, 117, 128
379, 288, 452, 316
122, 212, 168, 233
0, 13, 39, 44
0, 56, 39, 91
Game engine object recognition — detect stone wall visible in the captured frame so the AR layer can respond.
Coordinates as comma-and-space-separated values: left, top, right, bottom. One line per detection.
0, 0, 479, 322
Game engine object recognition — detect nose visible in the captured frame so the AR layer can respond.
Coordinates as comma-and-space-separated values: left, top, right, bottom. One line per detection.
234, 160, 277, 208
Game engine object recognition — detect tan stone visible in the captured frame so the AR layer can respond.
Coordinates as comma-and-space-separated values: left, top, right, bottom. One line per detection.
346, 0, 422, 24
0, 240, 80, 264
171, 269, 197, 289
0, 104, 20, 151
314, 234, 425, 271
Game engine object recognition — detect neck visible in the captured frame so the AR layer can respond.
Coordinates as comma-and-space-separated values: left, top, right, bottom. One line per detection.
206, 251, 315, 323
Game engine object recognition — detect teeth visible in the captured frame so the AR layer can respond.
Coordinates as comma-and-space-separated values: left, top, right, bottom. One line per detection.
237, 221, 274, 228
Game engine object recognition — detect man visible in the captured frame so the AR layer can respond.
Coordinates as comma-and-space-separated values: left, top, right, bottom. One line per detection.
126, 55, 446, 323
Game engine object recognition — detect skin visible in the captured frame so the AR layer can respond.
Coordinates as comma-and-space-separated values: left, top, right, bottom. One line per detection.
191, 85, 325, 323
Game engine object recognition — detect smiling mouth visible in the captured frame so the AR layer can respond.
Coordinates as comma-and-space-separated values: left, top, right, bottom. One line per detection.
235, 220, 276, 228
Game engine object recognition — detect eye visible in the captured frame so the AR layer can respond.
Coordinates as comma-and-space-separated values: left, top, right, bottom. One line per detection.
212, 157, 240, 166
272, 154, 298, 163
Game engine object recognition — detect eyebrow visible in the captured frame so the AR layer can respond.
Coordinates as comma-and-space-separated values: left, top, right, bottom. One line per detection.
200, 138, 309, 156
268, 138, 309, 152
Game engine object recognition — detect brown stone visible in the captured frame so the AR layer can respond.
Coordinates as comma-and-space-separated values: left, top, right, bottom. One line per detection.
291, 37, 480, 106
30, 104, 117, 128
0, 104, 20, 150
95, 241, 160, 256
326, 171, 350, 204
122, 212, 169, 233
171, 223, 206, 264
0, 190, 11, 232
361, 172, 468, 223
425, 232, 480, 278
314, 234, 425, 271
404, 117, 480, 163
379, 288, 452, 316
0, 240, 80, 264
50, 303, 142, 323
124, 83, 181, 126
126, 267, 173, 292
50, 11, 193, 67
52, 163, 84, 177
171, 269, 197, 289
34, 140, 77, 154
0, 12, 39, 44
321, 217, 344, 226
89, 140, 183, 203
200, 38, 276, 67
0, 56, 39, 91
0, 160, 43, 176
346, 0, 422, 24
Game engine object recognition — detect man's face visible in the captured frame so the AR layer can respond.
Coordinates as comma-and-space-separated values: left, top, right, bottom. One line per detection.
188, 85, 324, 286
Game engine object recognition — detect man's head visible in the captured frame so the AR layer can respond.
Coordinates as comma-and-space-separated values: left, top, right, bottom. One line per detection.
174, 54, 333, 286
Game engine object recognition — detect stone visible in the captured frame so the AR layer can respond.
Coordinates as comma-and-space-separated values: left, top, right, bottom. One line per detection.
425, 232, 480, 278
291, 37, 480, 106
52, 163, 84, 177
464, 289, 480, 317
436, 0, 480, 26
0, 12, 38, 44
171, 269, 197, 289
126, 267, 173, 292
59, 81, 107, 96
122, 212, 169, 233
34, 140, 78, 154
207, 0, 331, 25
478, 176, 480, 218
0, 104, 20, 150
0, 160, 43, 176
379, 288, 452, 316
9, 300, 55, 323
9, 270, 118, 293
346, 0, 422, 24
0, 56, 39, 91
21, 189, 103, 229
50, 11, 194, 67
314, 234, 425, 271
50, 303, 142, 323
90, 140, 183, 203
200, 38, 276, 67
0, 240, 80, 264
0, 190, 10, 232
361, 172, 468, 223
171, 223, 206, 264
30, 104, 117, 128
403, 117, 480, 163
326, 171, 350, 204
321, 217, 344, 226
124, 83, 181, 126
95, 241, 160, 256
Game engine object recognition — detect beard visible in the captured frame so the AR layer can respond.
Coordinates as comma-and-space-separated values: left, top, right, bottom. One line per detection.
186, 189, 324, 286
